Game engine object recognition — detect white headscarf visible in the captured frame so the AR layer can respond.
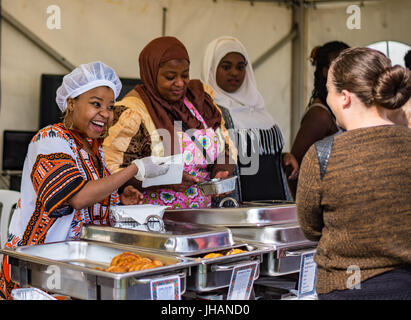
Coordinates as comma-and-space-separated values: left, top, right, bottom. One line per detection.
201, 36, 277, 130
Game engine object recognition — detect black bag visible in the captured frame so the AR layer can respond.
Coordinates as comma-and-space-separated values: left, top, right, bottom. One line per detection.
314, 130, 343, 179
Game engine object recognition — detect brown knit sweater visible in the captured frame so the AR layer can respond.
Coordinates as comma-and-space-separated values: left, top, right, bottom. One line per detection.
296, 125, 411, 295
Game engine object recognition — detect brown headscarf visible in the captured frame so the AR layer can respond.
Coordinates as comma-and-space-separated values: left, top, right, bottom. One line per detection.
134, 36, 222, 155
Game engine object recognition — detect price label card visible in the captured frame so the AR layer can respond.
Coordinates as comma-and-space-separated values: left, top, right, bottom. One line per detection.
150, 275, 181, 300
227, 261, 259, 300
297, 251, 318, 298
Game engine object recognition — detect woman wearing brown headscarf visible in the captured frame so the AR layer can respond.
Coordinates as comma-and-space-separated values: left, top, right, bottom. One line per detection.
103, 37, 237, 209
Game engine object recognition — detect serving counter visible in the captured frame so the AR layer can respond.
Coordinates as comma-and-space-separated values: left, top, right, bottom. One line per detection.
1, 202, 317, 300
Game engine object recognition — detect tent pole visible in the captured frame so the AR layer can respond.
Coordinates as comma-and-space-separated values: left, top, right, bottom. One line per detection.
1, 9, 75, 71
252, 24, 298, 70
290, 1, 306, 144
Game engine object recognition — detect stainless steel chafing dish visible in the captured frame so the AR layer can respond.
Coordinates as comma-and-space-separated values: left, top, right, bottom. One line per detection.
164, 203, 317, 276
163, 203, 298, 227
81, 220, 234, 255
183, 242, 268, 292
232, 223, 317, 276
81, 221, 269, 293
1, 240, 197, 300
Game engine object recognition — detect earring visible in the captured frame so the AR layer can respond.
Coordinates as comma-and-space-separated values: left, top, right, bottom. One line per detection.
63, 107, 74, 130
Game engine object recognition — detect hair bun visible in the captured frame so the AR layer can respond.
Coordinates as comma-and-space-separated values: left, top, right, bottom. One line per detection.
373, 65, 411, 110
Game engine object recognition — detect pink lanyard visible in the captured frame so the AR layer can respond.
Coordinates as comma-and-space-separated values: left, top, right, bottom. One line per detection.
183, 98, 208, 129
182, 98, 214, 164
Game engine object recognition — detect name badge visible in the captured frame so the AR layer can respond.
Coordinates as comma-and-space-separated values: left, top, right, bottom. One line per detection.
150, 275, 181, 300
227, 261, 259, 300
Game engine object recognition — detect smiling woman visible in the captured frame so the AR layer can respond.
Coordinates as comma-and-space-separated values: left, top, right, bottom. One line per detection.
103, 36, 238, 209
65, 86, 115, 139
156, 59, 190, 102
0, 61, 170, 300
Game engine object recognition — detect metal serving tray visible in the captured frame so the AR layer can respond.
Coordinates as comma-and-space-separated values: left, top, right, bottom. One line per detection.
229, 223, 313, 249
80, 222, 268, 293
241, 200, 295, 206
1, 240, 198, 300
231, 223, 317, 276
164, 204, 297, 227
196, 176, 237, 196
81, 221, 234, 256
183, 243, 269, 292
11, 287, 57, 300
82, 223, 269, 293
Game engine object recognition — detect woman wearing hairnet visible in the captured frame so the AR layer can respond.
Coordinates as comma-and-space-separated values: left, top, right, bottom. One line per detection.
0, 61, 169, 299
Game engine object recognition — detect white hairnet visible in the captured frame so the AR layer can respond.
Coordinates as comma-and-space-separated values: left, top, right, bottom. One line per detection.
56, 61, 122, 112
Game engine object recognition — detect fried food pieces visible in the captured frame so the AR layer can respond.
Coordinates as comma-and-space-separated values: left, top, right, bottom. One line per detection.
202, 248, 246, 259
203, 252, 224, 259
225, 248, 246, 255
104, 252, 164, 273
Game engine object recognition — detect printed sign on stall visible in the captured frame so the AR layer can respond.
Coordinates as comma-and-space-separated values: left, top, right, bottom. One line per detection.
150, 275, 181, 300
297, 251, 318, 298
227, 261, 259, 300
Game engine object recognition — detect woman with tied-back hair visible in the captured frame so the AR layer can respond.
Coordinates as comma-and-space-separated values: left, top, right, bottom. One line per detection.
289, 41, 349, 199
386, 49, 411, 128
296, 47, 411, 300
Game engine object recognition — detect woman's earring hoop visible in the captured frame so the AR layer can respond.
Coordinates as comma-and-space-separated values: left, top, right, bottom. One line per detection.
63, 106, 74, 130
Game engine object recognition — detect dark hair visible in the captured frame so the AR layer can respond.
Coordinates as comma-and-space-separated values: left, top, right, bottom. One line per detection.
405, 50, 411, 70
330, 47, 411, 110
309, 41, 350, 107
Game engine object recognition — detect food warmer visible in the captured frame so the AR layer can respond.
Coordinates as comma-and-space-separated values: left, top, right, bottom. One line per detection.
164, 202, 317, 276
81, 220, 270, 293
1, 238, 197, 300
1, 219, 268, 299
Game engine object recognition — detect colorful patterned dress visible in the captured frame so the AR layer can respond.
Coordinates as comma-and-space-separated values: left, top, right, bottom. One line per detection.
0, 123, 119, 299
143, 98, 220, 209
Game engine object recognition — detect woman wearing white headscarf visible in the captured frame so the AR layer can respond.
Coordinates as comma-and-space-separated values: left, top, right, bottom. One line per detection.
202, 36, 298, 201
0, 62, 169, 299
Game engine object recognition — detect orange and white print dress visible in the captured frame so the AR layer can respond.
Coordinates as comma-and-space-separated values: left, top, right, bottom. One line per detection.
0, 123, 119, 299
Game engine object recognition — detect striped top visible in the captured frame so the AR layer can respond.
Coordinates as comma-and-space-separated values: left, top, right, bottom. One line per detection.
6, 123, 120, 247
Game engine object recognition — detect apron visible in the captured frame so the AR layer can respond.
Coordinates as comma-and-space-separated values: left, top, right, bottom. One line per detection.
142, 98, 219, 209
